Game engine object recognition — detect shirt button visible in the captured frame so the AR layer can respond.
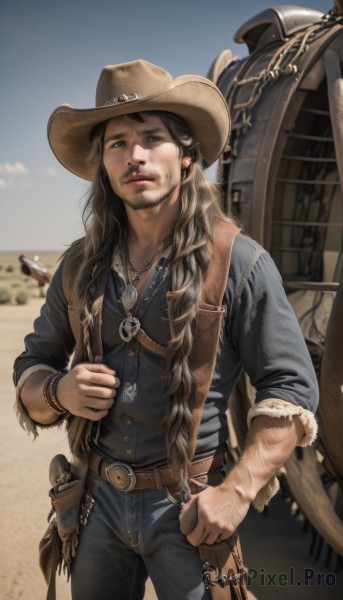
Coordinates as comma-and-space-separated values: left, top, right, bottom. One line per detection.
128, 350, 135, 358
126, 449, 132, 456
126, 419, 132, 425
124, 381, 132, 388
123, 435, 130, 443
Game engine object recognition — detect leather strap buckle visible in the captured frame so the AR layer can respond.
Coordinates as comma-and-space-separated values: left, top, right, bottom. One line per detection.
105, 461, 137, 492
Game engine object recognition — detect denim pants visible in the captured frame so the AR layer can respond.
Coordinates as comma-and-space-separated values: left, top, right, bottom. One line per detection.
71, 474, 211, 600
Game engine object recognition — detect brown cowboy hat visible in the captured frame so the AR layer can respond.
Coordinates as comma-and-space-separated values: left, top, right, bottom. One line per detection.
47, 59, 230, 180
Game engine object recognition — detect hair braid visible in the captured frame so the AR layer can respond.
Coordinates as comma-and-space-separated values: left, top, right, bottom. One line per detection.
164, 161, 225, 482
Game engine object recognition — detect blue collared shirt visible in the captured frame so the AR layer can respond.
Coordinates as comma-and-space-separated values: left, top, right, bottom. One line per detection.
13, 234, 319, 468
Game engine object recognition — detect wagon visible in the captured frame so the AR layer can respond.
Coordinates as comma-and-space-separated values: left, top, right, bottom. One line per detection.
209, 1, 343, 559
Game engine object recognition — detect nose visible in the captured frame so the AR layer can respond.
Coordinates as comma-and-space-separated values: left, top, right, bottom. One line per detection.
127, 143, 147, 166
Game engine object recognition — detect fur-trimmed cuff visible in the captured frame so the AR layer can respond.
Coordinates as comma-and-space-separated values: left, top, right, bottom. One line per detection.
15, 365, 61, 437
247, 398, 318, 447
247, 399, 317, 512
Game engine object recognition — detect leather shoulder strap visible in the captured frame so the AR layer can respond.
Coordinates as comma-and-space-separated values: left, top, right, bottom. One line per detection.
136, 221, 240, 357
190, 221, 240, 456
201, 221, 239, 308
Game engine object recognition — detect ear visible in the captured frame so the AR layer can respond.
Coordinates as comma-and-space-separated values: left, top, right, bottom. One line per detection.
181, 155, 192, 169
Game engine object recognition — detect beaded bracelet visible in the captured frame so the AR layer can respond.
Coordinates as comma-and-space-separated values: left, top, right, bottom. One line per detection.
43, 372, 67, 415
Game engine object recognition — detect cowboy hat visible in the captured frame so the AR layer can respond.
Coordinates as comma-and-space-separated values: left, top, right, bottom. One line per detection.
47, 59, 230, 180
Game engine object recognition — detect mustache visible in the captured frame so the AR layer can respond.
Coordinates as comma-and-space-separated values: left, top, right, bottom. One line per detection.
122, 165, 157, 182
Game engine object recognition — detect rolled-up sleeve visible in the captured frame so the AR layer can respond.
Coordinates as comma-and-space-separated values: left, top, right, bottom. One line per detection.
13, 260, 76, 434
226, 242, 319, 510
229, 248, 319, 414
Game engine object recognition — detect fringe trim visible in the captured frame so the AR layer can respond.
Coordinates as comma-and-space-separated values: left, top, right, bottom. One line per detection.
67, 416, 100, 458
59, 529, 79, 579
39, 513, 83, 583
39, 518, 62, 584
253, 476, 280, 513
247, 399, 318, 512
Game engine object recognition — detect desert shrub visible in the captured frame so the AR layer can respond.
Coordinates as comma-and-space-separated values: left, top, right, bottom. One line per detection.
15, 290, 30, 305
0, 287, 12, 304
6, 265, 14, 273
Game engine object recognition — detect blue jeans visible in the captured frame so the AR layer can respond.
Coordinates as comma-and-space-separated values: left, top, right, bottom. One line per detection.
71, 474, 211, 600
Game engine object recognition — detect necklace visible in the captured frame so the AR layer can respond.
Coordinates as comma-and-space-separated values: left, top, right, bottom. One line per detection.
119, 241, 161, 343
127, 241, 160, 281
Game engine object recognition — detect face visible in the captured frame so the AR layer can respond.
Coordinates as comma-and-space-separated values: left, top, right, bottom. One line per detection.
102, 113, 191, 212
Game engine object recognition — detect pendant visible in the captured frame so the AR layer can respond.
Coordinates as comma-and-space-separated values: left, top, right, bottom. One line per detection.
119, 315, 141, 342
121, 284, 138, 311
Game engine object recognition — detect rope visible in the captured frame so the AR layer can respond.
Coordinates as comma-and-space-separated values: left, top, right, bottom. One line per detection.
225, 12, 342, 138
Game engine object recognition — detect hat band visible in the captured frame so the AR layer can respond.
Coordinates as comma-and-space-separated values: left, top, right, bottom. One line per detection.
103, 92, 141, 106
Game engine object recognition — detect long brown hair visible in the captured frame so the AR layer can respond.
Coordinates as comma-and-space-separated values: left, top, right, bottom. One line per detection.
64, 111, 233, 483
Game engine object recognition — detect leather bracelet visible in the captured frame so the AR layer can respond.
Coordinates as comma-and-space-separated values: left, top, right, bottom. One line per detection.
43, 372, 67, 415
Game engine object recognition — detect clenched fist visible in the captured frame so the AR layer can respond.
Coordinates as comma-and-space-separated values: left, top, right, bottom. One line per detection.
56, 362, 120, 420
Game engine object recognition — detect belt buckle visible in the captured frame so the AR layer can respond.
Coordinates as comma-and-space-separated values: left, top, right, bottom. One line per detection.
105, 461, 136, 492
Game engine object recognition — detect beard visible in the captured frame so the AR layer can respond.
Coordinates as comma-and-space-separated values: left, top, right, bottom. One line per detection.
122, 193, 171, 211
117, 181, 179, 212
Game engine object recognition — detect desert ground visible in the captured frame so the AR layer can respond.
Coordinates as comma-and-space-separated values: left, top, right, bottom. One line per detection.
0, 251, 341, 599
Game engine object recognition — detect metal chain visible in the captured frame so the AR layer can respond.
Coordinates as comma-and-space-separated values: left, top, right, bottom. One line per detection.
126, 240, 160, 282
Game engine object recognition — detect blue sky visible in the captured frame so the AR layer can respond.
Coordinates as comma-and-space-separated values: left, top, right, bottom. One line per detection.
1, 0, 333, 250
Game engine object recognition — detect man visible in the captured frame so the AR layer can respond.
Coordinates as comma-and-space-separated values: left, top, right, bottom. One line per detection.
14, 60, 318, 600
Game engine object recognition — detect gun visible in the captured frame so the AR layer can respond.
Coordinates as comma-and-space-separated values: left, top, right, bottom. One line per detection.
19, 254, 51, 285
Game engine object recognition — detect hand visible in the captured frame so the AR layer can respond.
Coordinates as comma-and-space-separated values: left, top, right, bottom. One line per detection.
179, 482, 250, 546
56, 363, 120, 420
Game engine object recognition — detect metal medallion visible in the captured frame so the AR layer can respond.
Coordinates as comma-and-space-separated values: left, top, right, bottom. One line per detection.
119, 315, 141, 342
121, 284, 138, 311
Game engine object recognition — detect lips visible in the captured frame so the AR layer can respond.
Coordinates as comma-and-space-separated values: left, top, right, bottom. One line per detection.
122, 166, 156, 183
127, 172, 154, 180
128, 176, 153, 183
123, 174, 156, 187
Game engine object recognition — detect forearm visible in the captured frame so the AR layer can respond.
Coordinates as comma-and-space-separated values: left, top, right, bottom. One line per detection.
21, 370, 63, 425
180, 414, 305, 545
223, 414, 304, 503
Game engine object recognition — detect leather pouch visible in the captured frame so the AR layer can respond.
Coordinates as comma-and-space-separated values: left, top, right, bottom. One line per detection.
39, 454, 93, 600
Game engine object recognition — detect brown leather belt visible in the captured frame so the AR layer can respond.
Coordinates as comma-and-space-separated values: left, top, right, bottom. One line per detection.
88, 449, 227, 492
